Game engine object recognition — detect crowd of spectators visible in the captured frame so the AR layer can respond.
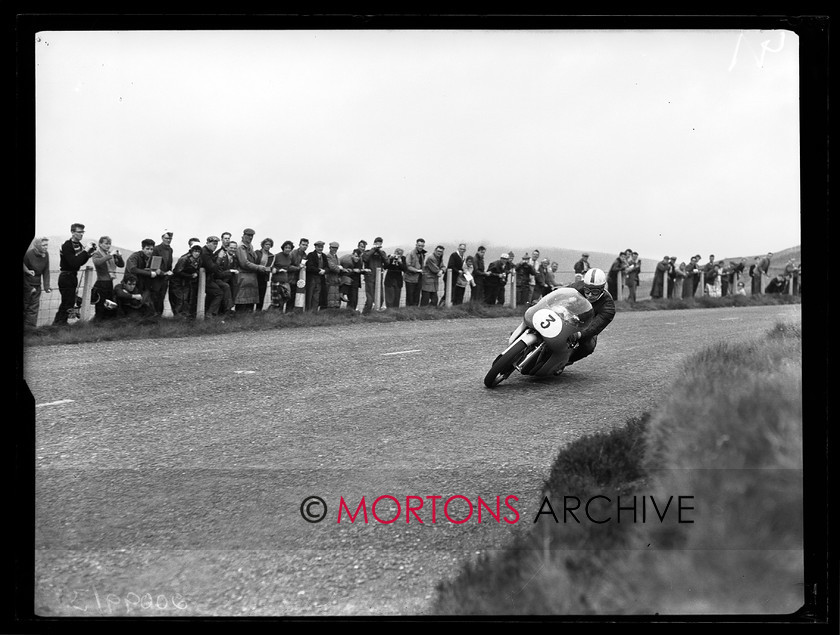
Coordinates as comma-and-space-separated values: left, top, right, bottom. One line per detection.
23, 224, 802, 328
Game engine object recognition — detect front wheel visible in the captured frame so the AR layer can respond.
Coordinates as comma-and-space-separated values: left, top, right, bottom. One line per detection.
483, 340, 530, 388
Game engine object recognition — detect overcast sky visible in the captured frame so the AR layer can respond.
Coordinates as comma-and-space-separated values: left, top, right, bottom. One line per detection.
34, 28, 800, 262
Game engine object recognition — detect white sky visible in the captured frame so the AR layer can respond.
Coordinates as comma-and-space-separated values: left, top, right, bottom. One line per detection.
34, 29, 801, 262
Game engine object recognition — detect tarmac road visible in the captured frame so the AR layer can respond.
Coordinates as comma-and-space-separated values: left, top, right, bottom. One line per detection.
27, 303, 801, 616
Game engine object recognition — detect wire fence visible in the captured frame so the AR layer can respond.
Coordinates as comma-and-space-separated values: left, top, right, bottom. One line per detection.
28, 266, 799, 327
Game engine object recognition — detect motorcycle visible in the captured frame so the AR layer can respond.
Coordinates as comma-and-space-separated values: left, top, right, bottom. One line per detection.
483, 287, 594, 388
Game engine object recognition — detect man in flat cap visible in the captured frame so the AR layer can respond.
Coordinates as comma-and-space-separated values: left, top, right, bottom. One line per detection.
650, 255, 671, 299
574, 253, 591, 275
484, 252, 511, 305
305, 240, 327, 311
323, 241, 343, 309
234, 228, 271, 312
362, 237, 388, 314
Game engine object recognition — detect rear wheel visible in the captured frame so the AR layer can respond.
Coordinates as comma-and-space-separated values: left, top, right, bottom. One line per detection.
483, 340, 531, 388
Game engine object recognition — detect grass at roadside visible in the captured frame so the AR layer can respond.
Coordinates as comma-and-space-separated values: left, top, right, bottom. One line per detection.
24, 293, 801, 347
431, 320, 803, 615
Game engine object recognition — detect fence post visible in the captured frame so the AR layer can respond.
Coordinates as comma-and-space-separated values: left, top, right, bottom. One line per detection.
698, 271, 705, 297
508, 271, 516, 309
295, 261, 306, 311
372, 266, 381, 310
196, 268, 207, 320
80, 266, 94, 321
663, 271, 669, 299
445, 269, 452, 307
619, 271, 625, 301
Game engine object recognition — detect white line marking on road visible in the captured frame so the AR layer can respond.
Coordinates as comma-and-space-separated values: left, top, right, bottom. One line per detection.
719, 317, 741, 321
382, 349, 422, 356
35, 399, 74, 408
234, 370, 256, 374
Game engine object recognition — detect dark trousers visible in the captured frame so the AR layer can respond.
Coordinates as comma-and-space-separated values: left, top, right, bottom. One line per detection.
204, 279, 225, 316
452, 285, 466, 305
341, 283, 359, 311
363, 270, 382, 314
92, 279, 117, 320
567, 336, 597, 365
471, 278, 485, 304
256, 274, 269, 311
53, 271, 79, 324
305, 276, 322, 311
149, 279, 169, 315
420, 290, 438, 307
384, 282, 402, 308
404, 281, 421, 307
285, 277, 299, 312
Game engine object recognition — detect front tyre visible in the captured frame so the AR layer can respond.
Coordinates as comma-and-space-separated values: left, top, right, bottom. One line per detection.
483, 340, 530, 388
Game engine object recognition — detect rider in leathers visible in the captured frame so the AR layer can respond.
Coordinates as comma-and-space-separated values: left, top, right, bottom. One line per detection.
565, 268, 615, 366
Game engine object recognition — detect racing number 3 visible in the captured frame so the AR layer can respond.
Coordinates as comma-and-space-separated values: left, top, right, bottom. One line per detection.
539, 314, 556, 329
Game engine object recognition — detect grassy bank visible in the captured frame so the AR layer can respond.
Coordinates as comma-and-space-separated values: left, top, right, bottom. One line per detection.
23, 293, 801, 347
432, 320, 803, 615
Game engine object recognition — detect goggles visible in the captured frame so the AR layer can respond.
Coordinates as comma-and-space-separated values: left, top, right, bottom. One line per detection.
582, 285, 605, 300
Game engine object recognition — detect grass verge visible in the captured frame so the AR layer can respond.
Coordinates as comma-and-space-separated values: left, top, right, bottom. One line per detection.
431, 320, 803, 615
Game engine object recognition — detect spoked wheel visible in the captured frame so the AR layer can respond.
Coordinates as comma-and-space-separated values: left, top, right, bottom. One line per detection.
483, 340, 531, 388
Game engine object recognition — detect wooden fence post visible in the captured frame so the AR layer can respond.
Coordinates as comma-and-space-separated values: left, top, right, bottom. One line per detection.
80, 266, 94, 321
197, 268, 206, 320
445, 269, 452, 307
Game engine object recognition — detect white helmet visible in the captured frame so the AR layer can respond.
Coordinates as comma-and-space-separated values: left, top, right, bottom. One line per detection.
582, 268, 607, 300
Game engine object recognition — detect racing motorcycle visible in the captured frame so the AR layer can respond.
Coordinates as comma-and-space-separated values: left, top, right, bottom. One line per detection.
483, 286, 594, 388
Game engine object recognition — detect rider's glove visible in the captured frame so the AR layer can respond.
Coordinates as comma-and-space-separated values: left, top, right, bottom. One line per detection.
569, 331, 582, 344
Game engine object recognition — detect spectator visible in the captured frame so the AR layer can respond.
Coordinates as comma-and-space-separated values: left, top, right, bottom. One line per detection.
199, 236, 229, 317
484, 252, 510, 305
573, 252, 591, 275
703, 255, 719, 297
235, 228, 271, 313
735, 280, 747, 296
404, 238, 427, 307
753, 252, 772, 294
269, 240, 294, 311
215, 232, 232, 257
765, 273, 787, 294
731, 258, 747, 288
607, 252, 626, 299
527, 250, 541, 301
323, 241, 343, 310
125, 239, 161, 310
113, 274, 149, 318
214, 237, 239, 314
673, 261, 688, 298
650, 255, 670, 299
462, 254, 477, 299
339, 248, 364, 311
384, 247, 407, 309
149, 230, 175, 315
225, 240, 241, 301
666, 256, 678, 298
53, 223, 96, 325
531, 258, 551, 303
546, 261, 560, 292
23, 236, 51, 329
188, 238, 202, 249
471, 245, 487, 304
783, 258, 797, 293
90, 235, 124, 321
720, 261, 733, 296
362, 237, 388, 314
624, 251, 640, 302
286, 238, 309, 313
255, 237, 275, 311
420, 244, 446, 307
446, 243, 468, 305
688, 254, 703, 297
515, 254, 537, 306
305, 240, 327, 312
171, 244, 203, 317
